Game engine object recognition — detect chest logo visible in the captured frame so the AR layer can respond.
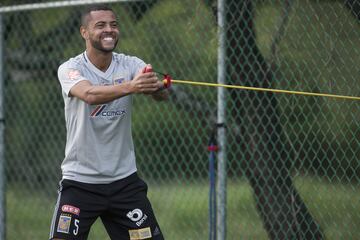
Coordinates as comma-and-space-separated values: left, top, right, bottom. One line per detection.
113, 74, 125, 85
90, 104, 126, 118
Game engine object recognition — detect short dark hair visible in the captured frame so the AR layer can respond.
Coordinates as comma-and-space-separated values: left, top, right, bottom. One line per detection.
81, 4, 115, 26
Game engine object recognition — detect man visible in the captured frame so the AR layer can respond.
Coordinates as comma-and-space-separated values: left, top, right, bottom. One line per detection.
49, 4, 167, 240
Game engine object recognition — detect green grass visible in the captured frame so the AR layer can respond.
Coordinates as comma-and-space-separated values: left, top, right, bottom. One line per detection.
5, 176, 360, 239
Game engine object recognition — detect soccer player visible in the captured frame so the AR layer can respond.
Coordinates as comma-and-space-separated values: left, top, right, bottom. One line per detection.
49, 4, 167, 240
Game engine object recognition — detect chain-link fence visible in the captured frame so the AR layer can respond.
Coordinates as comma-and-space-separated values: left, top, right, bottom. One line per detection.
0, 0, 359, 239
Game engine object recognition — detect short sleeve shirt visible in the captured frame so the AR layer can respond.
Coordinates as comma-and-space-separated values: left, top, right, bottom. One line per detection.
57, 51, 146, 184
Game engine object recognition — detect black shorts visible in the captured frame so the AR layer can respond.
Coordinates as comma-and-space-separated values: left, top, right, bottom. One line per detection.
49, 172, 164, 240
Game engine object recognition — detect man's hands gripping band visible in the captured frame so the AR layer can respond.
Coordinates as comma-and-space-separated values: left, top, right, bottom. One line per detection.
142, 65, 171, 90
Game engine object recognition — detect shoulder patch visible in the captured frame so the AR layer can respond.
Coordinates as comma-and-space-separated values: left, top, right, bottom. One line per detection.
68, 69, 81, 81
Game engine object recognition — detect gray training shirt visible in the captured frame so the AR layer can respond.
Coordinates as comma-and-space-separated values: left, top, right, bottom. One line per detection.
57, 51, 146, 184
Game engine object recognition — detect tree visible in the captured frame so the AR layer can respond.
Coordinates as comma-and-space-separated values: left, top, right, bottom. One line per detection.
206, 0, 324, 238
345, 0, 360, 20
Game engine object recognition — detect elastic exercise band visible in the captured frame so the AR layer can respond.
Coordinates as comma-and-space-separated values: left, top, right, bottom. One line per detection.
164, 79, 360, 101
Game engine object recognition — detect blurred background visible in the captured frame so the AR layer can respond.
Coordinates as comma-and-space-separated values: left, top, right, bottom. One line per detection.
0, 0, 359, 239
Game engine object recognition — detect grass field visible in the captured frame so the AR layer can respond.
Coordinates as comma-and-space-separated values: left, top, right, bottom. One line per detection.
5, 176, 360, 239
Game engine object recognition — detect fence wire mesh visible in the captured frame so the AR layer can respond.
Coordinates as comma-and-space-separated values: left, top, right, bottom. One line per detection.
1, 0, 359, 239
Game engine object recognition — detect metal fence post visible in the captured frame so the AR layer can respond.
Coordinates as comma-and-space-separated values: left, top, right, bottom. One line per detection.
0, 13, 5, 240
217, 0, 227, 239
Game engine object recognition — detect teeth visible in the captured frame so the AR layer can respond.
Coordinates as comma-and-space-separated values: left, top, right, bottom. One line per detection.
103, 37, 113, 41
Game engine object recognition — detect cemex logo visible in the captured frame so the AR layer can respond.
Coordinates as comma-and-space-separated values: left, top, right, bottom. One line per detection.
90, 104, 126, 118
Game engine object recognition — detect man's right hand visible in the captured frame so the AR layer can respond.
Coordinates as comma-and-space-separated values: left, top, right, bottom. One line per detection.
128, 65, 163, 94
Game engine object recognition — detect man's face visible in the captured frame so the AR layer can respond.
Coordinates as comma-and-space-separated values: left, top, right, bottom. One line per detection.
83, 10, 119, 53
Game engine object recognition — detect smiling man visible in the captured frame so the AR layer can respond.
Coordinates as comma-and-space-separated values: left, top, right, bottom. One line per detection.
49, 4, 166, 240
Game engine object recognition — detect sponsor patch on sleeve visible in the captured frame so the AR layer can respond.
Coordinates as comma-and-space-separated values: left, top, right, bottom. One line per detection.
129, 227, 152, 240
68, 69, 81, 81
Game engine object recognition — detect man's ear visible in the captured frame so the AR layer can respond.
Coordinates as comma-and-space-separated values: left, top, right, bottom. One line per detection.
80, 26, 88, 40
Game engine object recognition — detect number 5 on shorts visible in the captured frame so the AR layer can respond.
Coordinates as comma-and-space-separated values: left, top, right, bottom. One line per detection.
73, 219, 80, 236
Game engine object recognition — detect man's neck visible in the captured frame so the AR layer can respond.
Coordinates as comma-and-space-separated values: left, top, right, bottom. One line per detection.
86, 49, 112, 72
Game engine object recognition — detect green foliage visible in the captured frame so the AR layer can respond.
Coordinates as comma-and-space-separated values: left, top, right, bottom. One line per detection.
120, 0, 217, 83
5, 79, 64, 184
255, 0, 360, 179
132, 95, 212, 180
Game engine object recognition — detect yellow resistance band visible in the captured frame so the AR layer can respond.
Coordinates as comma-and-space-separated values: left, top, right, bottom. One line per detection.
166, 79, 360, 101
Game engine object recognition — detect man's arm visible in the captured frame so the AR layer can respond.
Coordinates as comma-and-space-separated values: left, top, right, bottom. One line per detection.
70, 70, 163, 105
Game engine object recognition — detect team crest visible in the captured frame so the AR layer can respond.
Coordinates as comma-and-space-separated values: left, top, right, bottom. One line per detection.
57, 214, 72, 234
113, 74, 125, 85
